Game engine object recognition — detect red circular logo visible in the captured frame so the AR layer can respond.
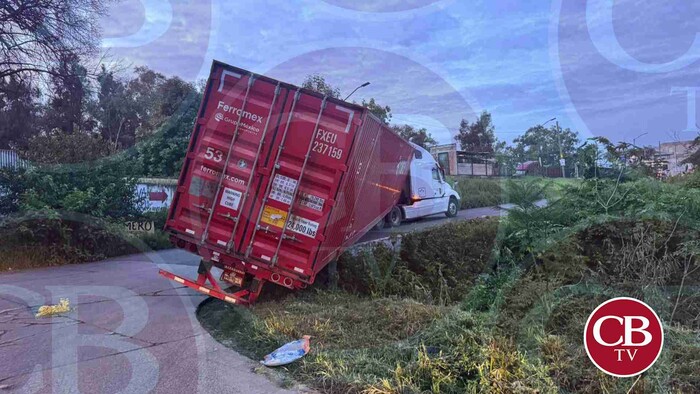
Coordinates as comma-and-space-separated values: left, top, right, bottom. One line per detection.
584, 297, 664, 377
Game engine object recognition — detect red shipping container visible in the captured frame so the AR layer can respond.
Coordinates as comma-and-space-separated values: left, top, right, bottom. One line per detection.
159, 61, 414, 304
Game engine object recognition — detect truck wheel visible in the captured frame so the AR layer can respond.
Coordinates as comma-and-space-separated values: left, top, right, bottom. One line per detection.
386, 206, 402, 227
374, 218, 385, 230
445, 197, 458, 217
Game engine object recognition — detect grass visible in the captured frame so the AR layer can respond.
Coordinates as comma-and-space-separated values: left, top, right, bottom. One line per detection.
197, 176, 700, 393
450, 176, 577, 209
198, 294, 556, 394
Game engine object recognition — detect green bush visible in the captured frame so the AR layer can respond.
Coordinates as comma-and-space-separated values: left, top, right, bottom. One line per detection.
0, 208, 174, 271
452, 177, 504, 209
335, 219, 500, 305
0, 155, 142, 219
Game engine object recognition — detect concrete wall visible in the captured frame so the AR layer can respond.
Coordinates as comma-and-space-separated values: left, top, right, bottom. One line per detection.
456, 163, 498, 176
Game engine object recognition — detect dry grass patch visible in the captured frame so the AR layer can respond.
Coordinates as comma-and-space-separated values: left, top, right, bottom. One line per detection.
252, 292, 448, 350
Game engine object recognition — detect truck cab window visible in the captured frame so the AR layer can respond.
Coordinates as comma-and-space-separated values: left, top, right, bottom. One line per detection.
432, 167, 440, 180
414, 150, 422, 159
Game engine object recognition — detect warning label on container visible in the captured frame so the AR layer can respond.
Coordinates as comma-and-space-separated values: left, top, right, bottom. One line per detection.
299, 192, 325, 212
260, 205, 288, 228
269, 174, 298, 205
220, 187, 242, 210
286, 215, 320, 238
259, 205, 319, 239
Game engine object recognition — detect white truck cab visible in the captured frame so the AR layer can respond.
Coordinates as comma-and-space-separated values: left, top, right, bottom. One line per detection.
382, 143, 461, 227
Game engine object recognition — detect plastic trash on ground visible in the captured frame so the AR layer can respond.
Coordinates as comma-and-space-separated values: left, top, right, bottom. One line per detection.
261, 335, 311, 367
35, 298, 71, 318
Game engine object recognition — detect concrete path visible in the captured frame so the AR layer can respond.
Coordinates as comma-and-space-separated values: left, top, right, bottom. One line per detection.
0, 250, 296, 393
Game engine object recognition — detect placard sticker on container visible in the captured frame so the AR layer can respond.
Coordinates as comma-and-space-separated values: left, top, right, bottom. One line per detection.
260, 205, 288, 228
269, 174, 298, 205
220, 187, 242, 210
299, 192, 325, 212
286, 215, 320, 238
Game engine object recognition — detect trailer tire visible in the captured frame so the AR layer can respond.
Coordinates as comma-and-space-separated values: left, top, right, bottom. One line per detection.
374, 219, 385, 230
445, 197, 458, 217
386, 206, 402, 227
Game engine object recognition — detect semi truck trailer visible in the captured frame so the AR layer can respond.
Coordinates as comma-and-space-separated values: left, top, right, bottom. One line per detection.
159, 60, 459, 304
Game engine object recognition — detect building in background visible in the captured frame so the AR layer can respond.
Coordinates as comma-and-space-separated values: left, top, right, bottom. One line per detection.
657, 140, 696, 176
429, 143, 498, 177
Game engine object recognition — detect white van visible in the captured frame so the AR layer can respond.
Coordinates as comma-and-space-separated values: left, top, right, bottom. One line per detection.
381, 143, 461, 227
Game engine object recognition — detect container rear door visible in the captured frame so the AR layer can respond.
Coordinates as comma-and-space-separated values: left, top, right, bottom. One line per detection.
239, 92, 362, 279
167, 64, 289, 252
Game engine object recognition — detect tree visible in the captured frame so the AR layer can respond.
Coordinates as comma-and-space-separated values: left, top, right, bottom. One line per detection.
682, 135, 700, 167
361, 98, 391, 124
19, 131, 116, 165
575, 141, 603, 178
92, 65, 134, 146
42, 54, 92, 134
0, 0, 108, 81
0, 76, 40, 149
587, 136, 658, 176
135, 90, 202, 177
512, 124, 579, 167
391, 124, 436, 148
494, 141, 517, 176
301, 74, 340, 98
455, 111, 496, 152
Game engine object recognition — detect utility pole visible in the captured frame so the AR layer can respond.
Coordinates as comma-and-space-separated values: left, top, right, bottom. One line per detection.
556, 121, 566, 178
541, 118, 556, 177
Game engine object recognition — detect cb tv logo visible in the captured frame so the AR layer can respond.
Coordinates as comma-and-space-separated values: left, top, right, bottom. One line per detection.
584, 297, 664, 377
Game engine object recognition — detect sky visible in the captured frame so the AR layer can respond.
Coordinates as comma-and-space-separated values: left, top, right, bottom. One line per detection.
101, 0, 700, 147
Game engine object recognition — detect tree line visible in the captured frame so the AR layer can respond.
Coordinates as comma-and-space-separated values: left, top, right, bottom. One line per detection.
0, 0, 667, 181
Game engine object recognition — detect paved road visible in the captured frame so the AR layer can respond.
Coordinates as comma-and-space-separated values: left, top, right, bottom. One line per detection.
0, 250, 296, 393
357, 205, 506, 243
0, 203, 522, 393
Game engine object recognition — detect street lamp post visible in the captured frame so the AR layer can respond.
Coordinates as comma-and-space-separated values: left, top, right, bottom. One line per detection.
556, 120, 566, 178
632, 132, 648, 147
344, 82, 371, 101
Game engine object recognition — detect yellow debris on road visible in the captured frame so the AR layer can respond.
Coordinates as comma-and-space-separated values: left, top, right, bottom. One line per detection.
35, 298, 71, 318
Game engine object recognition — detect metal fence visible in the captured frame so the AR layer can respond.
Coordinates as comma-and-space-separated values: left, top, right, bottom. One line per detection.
0, 149, 28, 169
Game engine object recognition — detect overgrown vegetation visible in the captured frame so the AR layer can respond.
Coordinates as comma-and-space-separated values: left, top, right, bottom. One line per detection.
0, 155, 173, 270
199, 174, 699, 393
0, 212, 169, 271
450, 176, 569, 209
